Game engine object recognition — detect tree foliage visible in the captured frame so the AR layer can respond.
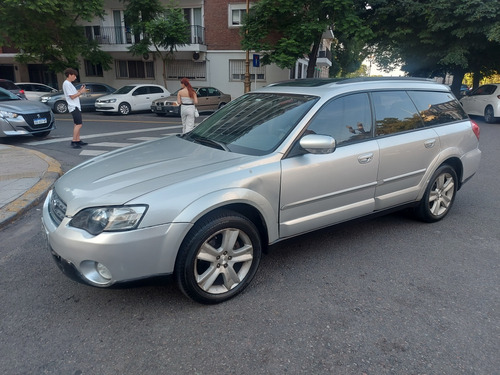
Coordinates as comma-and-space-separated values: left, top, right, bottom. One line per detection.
122, 0, 190, 89
365, 0, 500, 95
241, 0, 372, 78
0, 0, 112, 72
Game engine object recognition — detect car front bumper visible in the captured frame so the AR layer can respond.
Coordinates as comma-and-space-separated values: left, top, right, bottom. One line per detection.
42, 192, 192, 287
150, 104, 180, 115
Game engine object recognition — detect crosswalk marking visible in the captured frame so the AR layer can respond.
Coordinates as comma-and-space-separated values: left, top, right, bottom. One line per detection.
89, 142, 135, 148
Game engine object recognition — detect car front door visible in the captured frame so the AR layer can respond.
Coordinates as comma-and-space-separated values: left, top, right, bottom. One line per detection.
280, 93, 379, 238
196, 88, 210, 111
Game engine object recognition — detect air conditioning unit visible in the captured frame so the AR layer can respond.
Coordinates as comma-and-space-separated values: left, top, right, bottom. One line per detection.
142, 53, 152, 62
192, 52, 206, 62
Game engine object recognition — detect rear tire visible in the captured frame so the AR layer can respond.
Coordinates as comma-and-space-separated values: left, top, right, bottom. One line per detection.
54, 100, 68, 114
175, 210, 262, 304
415, 165, 457, 223
484, 106, 495, 123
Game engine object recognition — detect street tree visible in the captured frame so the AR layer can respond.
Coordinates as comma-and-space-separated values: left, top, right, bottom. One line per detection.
365, 0, 500, 95
0, 0, 112, 73
240, 0, 372, 78
122, 0, 190, 89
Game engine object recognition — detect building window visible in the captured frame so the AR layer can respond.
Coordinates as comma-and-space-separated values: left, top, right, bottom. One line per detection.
228, 4, 250, 27
229, 60, 265, 81
84, 60, 103, 77
167, 60, 206, 80
115, 60, 154, 79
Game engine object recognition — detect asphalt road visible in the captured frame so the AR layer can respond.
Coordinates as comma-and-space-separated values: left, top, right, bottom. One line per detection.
0, 113, 498, 374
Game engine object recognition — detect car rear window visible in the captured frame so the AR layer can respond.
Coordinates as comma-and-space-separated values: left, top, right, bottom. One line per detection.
408, 91, 468, 126
0, 80, 18, 90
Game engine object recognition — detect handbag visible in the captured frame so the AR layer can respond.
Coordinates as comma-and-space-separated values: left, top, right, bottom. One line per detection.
194, 108, 199, 118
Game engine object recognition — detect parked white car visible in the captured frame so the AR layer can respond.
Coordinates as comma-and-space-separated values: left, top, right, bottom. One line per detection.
16, 82, 58, 101
95, 84, 170, 115
459, 83, 500, 123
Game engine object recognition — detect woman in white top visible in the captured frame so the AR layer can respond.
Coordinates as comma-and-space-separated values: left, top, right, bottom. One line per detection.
176, 77, 198, 133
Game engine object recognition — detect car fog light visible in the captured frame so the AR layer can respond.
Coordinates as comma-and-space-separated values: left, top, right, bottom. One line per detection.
96, 262, 112, 280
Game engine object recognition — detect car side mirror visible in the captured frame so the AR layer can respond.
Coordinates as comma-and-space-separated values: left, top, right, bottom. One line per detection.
299, 134, 336, 154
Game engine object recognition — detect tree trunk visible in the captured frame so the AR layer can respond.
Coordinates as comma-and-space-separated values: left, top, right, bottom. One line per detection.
450, 68, 465, 98
472, 70, 482, 90
306, 35, 322, 78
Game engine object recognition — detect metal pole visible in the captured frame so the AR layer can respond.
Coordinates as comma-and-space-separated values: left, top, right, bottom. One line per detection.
244, 0, 251, 93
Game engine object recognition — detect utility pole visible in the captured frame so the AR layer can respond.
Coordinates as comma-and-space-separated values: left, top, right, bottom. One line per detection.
244, 0, 251, 93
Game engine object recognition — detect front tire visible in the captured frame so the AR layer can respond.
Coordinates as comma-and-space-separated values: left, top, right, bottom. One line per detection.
416, 165, 458, 223
118, 102, 131, 115
175, 210, 262, 304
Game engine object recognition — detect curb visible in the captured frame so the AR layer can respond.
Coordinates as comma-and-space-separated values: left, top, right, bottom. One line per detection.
0, 148, 62, 229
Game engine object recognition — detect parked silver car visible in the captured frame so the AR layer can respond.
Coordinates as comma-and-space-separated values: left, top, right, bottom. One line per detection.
40, 82, 116, 113
16, 82, 58, 101
0, 87, 55, 138
42, 78, 481, 304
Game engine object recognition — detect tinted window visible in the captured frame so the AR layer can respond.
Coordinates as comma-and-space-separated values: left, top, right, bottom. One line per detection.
408, 91, 468, 126
197, 88, 209, 97
372, 91, 423, 136
208, 88, 220, 96
133, 87, 148, 95
149, 86, 163, 94
92, 85, 109, 93
307, 93, 372, 145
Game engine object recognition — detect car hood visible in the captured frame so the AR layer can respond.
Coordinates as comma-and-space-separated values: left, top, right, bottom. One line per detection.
0, 100, 54, 112
56, 135, 251, 214
152, 95, 176, 105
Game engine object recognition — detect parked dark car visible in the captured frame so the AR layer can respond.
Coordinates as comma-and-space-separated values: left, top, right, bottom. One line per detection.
0, 79, 27, 99
40, 82, 116, 113
0, 87, 55, 138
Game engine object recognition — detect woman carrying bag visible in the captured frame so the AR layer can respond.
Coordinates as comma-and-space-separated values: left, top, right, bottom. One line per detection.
176, 77, 199, 133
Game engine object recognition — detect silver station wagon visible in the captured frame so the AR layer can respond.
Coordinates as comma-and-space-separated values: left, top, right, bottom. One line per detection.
42, 78, 481, 304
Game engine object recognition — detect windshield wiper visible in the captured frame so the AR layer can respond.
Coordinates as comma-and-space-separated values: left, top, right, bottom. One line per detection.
188, 134, 229, 151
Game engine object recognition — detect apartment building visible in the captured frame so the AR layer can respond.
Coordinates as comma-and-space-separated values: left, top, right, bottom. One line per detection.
0, 0, 333, 98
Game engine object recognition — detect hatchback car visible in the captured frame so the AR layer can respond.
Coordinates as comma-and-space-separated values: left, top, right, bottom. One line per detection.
0, 87, 55, 138
459, 83, 500, 123
42, 78, 481, 304
40, 83, 116, 114
16, 82, 58, 101
95, 84, 169, 115
151, 86, 231, 116
0, 79, 27, 99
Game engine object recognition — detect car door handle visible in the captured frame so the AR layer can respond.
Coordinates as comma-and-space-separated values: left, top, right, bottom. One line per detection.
358, 153, 373, 164
424, 139, 436, 149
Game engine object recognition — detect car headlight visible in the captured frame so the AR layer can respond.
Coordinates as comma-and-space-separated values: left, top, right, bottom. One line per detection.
40, 97, 49, 102
0, 110, 18, 119
100, 99, 116, 103
69, 205, 148, 235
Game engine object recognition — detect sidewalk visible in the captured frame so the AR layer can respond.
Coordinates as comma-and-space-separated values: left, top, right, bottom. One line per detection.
0, 144, 62, 229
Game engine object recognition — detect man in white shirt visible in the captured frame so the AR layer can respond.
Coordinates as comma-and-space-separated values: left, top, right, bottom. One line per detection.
63, 68, 88, 149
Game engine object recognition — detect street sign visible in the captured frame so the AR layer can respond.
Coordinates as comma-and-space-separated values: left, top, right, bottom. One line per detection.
253, 54, 260, 67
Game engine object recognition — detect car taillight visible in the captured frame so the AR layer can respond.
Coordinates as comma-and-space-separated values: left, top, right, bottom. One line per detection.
19, 89, 25, 94
471, 120, 480, 140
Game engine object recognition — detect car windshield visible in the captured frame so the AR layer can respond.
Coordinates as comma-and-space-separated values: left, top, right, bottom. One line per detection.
0, 88, 20, 101
184, 93, 318, 155
113, 86, 135, 95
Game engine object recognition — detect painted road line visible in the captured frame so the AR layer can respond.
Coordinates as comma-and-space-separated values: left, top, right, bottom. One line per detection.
89, 142, 135, 148
28, 126, 181, 146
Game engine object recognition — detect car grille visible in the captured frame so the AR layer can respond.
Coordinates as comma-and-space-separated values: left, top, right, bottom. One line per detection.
48, 190, 67, 226
22, 111, 52, 129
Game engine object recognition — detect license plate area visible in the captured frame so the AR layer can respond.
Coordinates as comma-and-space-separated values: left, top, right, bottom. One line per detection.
34, 117, 47, 125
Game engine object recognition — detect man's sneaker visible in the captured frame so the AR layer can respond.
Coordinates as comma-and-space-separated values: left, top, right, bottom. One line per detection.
71, 142, 81, 149
77, 140, 88, 146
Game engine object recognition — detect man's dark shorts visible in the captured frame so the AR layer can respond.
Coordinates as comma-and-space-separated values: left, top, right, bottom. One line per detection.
70, 108, 83, 125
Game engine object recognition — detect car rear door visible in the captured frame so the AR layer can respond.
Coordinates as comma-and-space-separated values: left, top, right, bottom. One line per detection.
371, 90, 442, 209
280, 93, 379, 238
196, 88, 210, 111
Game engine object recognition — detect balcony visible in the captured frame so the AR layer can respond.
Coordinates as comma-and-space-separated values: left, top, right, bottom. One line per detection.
85, 25, 205, 47
317, 48, 332, 67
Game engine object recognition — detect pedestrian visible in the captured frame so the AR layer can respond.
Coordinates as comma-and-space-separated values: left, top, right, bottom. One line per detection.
63, 68, 88, 149
176, 77, 198, 133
